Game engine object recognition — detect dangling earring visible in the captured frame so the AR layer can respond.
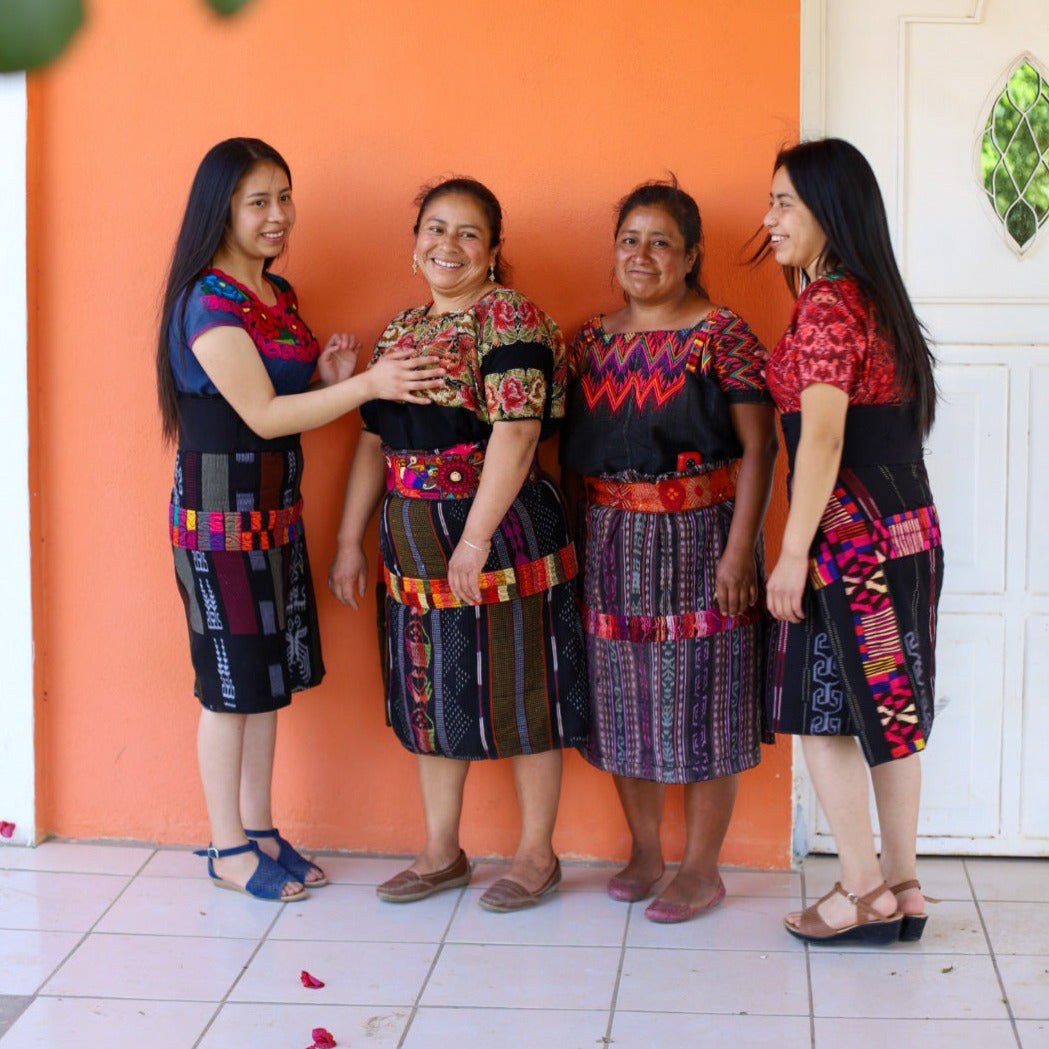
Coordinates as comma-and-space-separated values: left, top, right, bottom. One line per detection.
412, 255, 419, 275
488, 263, 496, 283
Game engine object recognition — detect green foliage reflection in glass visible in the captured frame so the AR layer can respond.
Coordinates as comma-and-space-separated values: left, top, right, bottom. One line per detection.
981, 61, 1049, 251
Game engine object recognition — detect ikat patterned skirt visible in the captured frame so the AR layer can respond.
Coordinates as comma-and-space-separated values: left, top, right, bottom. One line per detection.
170, 442, 324, 714
578, 471, 769, 784
377, 475, 588, 760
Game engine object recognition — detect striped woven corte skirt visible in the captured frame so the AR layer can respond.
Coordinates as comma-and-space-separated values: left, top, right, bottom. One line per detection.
377, 469, 588, 760
170, 443, 324, 713
579, 465, 768, 783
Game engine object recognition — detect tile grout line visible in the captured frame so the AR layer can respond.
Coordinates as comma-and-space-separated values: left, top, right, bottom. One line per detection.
600, 894, 632, 1046
962, 859, 1026, 1049
394, 884, 470, 1048
28, 847, 162, 1012
800, 864, 817, 1049
189, 856, 293, 1049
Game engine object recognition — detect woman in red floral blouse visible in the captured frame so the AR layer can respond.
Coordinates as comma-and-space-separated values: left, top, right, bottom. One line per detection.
760, 139, 942, 945
329, 178, 587, 912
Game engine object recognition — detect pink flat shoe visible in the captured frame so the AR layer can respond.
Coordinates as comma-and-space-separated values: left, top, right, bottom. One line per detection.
644, 877, 726, 924
607, 867, 664, 903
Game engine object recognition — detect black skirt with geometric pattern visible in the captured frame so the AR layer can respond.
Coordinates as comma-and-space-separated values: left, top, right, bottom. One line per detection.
766, 404, 943, 766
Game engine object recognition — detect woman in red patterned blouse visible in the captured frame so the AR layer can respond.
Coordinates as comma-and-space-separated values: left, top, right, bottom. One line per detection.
760, 139, 942, 945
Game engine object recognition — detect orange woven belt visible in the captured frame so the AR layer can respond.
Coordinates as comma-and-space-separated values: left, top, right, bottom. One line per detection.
583, 460, 740, 512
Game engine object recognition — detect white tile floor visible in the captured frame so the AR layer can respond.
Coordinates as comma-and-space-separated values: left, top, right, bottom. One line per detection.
0, 842, 1046, 1048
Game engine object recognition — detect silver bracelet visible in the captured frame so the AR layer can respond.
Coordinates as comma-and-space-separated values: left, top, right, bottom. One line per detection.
460, 537, 490, 553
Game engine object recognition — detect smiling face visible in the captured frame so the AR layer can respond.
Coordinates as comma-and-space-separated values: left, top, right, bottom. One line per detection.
764, 165, 828, 280
414, 192, 498, 307
613, 205, 698, 304
221, 161, 295, 266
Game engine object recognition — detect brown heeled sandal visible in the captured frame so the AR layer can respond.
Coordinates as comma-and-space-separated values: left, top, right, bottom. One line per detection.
891, 879, 938, 941
785, 881, 902, 945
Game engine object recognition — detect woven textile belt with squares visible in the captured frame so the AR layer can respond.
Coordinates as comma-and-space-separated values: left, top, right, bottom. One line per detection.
583, 459, 740, 513
169, 499, 303, 551
384, 544, 578, 610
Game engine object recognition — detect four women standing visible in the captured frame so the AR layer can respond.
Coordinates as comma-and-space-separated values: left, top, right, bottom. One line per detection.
162, 137, 941, 937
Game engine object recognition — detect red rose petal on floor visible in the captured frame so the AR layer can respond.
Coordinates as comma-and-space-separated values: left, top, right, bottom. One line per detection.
311, 1028, 336, 1048
0, 822, 14, 838
300, 970, 325, 988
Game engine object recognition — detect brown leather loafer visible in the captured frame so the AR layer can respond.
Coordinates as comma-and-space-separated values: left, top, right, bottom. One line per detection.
375, 849, 471, 903
478, 858, 561, 913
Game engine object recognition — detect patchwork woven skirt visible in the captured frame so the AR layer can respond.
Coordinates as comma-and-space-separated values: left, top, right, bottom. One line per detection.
766, 459, 942, 766
578, 471, 769, 784
170, 443, 324, 714
378, 475, 588, 760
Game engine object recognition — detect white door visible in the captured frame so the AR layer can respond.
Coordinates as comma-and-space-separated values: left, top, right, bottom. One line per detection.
799, 0, 1049, 856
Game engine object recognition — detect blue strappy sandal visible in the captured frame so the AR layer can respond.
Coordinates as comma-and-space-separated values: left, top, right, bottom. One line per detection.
194, 840, 309, 902
245, 827, 328, 887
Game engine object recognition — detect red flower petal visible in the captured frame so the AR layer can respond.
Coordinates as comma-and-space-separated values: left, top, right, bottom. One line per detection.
311, 1028, 336, 1048
0, 821, 14, 839
300, 970, 325, 989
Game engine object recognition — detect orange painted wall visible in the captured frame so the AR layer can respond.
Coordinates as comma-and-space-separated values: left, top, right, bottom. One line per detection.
30, 0, 799, 867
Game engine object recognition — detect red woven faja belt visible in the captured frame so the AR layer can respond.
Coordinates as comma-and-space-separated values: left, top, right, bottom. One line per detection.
583, 460, 740, 512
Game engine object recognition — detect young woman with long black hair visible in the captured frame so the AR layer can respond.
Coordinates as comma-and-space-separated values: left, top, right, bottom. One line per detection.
159, 137, 442, 901
759, 138, 943, 944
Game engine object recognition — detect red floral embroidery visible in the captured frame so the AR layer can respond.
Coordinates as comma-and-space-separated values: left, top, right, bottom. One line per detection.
498, 374, 527, 412
369, 288, 563, 423
251, 309, 281, 341
516, 298, 541, 329
198, 269, 320, 365
0, 821, 14, 838
767, 274, 901, 412
300, 970, 325, 988
489, 295, 517, 330
308, 1029, 336, 1049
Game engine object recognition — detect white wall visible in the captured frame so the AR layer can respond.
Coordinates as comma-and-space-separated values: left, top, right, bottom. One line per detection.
0, 72, 36, 846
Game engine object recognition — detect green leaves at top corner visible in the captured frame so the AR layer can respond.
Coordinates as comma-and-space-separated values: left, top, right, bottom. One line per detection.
205, 0, 256, 16
0, 0, 84, 73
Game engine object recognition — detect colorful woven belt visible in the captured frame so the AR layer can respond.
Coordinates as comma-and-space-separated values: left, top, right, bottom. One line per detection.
169, 499, 303, 551
384, 543, 577, 609
582, 602, 762, 642
385, 441, 542, 500
583, 459, 740, 513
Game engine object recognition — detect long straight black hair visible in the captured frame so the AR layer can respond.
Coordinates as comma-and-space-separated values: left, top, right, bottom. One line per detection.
156, 137, 291, 442
755, 138, 937, 436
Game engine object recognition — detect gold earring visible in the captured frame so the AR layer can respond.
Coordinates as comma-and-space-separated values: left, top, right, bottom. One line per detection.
488, 263, 496, 283
412, 255, 419, 274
